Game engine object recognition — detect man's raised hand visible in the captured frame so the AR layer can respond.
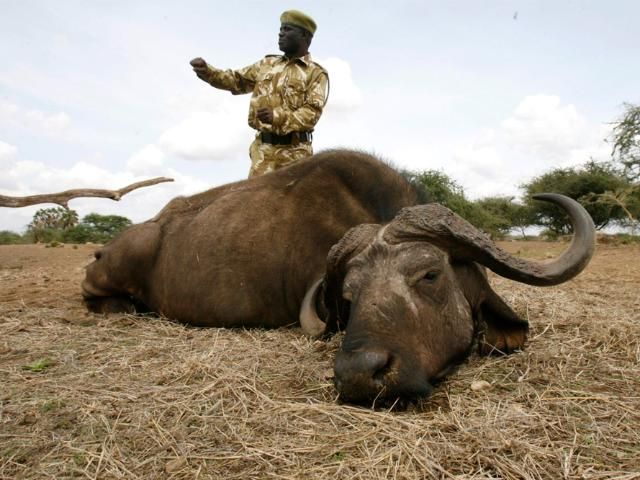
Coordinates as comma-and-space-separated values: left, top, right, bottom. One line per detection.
190, 57, 210, 81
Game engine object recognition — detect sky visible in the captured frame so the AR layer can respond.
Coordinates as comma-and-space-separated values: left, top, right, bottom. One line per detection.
1, 0, 639, 233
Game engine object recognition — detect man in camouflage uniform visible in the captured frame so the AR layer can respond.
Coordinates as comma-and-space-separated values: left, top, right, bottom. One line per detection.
190, 10, 329, 177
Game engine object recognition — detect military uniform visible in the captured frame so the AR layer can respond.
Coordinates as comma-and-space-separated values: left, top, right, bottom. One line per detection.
202, 54, 329, 176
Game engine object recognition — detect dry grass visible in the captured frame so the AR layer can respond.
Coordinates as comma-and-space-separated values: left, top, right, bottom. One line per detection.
1, 242, 639, 479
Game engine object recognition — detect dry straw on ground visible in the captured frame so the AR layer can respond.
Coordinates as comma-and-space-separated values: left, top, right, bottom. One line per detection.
1, 241, 639, 479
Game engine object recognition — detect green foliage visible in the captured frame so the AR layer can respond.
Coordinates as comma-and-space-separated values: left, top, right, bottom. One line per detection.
0, 230, 26, 245
474, 196, 535, 239
403, 169, 465, 205
62, 223, 96, 244
62, 213, 132, 244
21, 209, 133, 244
583, 188, 640, 231
611, 102, 640, 182
80, 213, 132, 242
599, 102, 640, 232
63, 213, 131, 243
24, 228, 63, 244
22, 358, 55, 372
403, 169, 519, 238
29, 207, 78, 230
612, 233, 640, 244
522, 161, 631, 234
28, 207, 79, 242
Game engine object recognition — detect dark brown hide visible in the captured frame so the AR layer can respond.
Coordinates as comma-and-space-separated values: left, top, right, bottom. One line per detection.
83, 150, 418, 327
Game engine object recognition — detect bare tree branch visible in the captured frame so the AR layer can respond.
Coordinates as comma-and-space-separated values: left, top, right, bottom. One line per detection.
0, 177, 174, 208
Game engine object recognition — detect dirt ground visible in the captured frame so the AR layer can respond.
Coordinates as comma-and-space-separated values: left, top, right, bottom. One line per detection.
1, 241, 639, 479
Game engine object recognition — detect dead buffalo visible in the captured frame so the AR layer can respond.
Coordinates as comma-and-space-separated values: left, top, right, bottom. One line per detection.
82, 149, 595, 404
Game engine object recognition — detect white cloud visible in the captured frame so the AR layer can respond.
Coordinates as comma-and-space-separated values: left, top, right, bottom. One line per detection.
318, 57, 363, 112
0, 100, 71, 136
27, 110, 71, 134
0, 152, 211, 233
501, 95, 589, 158
127, 144, 166, 175
0, 101, 20, 117
159, 110, 250, 161
388, 95, 612, 201
0, 140, 18, 160
455, 95, 610, 199
0, 141, 18, 187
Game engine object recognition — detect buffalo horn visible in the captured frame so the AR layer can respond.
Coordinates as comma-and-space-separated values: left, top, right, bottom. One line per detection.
384, 193, 596, 286
299, 278, 327, 338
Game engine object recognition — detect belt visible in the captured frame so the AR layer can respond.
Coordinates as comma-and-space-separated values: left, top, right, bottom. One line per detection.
260, 131, 312, 145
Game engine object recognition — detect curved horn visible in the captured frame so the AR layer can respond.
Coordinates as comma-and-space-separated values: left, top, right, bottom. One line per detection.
324, 224, 382, 330
299, 278, 327, 338
384, 193, 596, 286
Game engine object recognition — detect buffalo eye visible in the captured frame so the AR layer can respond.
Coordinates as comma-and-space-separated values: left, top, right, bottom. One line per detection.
421, 270, 440, 283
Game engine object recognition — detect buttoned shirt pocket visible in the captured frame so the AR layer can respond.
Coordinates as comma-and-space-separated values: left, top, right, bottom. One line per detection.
283, 77, 306, 110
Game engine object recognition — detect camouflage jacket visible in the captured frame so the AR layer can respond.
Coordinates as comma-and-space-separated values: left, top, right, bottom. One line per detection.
203, 54, 329, 136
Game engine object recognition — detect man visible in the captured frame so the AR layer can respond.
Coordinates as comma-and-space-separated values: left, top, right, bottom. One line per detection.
190, 10, 329, 177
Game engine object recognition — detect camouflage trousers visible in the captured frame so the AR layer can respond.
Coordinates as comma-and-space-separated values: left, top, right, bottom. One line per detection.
248, 134, 313, 177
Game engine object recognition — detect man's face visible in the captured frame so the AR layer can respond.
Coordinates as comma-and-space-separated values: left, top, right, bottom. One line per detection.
278, 23, 307, 56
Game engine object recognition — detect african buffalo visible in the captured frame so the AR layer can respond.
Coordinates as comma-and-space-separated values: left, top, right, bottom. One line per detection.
82, 150, 595, 404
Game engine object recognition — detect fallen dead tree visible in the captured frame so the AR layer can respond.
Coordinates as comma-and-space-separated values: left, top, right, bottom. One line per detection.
0, 177, 174, 208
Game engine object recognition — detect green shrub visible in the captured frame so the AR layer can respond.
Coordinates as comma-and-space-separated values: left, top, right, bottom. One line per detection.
0, 230, 26, 245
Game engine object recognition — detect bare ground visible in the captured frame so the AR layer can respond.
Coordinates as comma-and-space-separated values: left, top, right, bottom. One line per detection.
0, 241, 639, 479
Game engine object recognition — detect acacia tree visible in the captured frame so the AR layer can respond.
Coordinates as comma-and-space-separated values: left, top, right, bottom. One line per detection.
611, 103, 640, 182
601, 103, 640, 231
522, 161, 630, 234
402, 169, 514, 238
28, 207, 79, 242
474, 196, 535, 238
25, 209, 133, 244
67, 213, 132, 243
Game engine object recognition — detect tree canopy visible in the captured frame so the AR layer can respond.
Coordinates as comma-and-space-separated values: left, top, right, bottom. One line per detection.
19, 208, 133, 244
521, 161, 631, 234
611, 102, 640, 182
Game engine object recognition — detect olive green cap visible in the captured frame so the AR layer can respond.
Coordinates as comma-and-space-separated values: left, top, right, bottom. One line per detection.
280, 10, 317, 35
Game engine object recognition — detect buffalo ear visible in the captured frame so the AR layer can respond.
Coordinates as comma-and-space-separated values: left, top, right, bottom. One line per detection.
453, 262, 529, 355
322, 224, 381, 331
476, 286, 529, 355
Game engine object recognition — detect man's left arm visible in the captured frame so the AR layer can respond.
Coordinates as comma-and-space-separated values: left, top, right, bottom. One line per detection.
271, 70, 329, 134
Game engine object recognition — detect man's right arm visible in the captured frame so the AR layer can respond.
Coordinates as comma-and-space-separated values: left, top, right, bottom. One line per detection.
189, 57, 258, 95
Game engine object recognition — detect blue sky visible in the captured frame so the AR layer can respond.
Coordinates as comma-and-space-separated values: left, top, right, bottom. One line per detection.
1, 1, 639, 232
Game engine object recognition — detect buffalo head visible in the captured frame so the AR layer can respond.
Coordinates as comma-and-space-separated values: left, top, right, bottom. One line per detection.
301, 194, 595, 404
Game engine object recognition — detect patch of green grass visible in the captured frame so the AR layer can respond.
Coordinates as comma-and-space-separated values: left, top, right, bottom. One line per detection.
22, 358, 55, 372
41, 399, 66, 412
331, 451, 346, 462
73, 452, 86, 466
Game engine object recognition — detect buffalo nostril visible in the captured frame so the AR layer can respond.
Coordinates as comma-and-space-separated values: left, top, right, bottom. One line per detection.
362, 350, 390, 379
335, 349, 391, 383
